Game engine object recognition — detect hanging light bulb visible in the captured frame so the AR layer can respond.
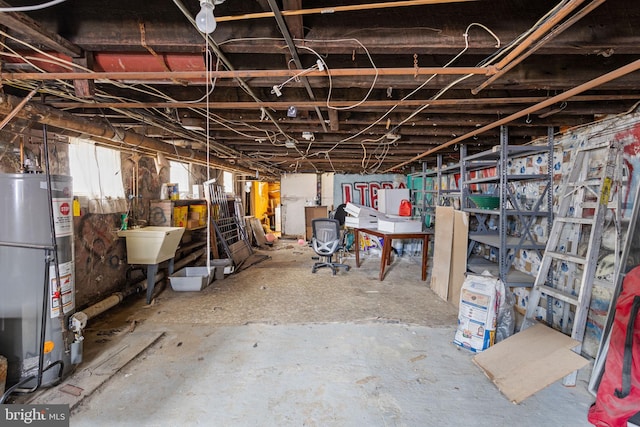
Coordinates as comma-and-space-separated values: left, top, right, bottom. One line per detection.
196, 0, 216, 34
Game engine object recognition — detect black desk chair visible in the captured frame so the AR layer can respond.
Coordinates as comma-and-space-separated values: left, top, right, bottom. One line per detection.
311, 218, 350, 275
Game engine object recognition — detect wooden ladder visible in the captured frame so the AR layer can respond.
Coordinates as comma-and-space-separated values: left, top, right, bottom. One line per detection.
522, 140, 621, 386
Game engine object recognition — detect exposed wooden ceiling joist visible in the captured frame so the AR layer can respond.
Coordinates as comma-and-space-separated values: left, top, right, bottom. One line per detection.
0, 0, 82, 57
44, 94, 640, 110
0, 0, 638, 175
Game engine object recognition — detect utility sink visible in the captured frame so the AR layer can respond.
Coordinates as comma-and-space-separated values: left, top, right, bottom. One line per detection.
117, 226, 185, 265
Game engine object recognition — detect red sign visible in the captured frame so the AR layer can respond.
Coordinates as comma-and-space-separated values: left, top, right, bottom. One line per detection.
59, 202, 70, 216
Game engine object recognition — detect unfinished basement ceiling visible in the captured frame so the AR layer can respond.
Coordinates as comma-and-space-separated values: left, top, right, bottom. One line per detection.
0, 0, 639, 177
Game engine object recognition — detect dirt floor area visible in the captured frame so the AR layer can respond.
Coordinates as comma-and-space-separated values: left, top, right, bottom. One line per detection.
84, 239, 457, 332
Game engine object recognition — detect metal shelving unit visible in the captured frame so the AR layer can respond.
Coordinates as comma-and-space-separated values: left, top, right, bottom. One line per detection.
408, 161, 434, 227
408, 150, 464, 229
433, 149, 464, 208
462, 126, 554, 287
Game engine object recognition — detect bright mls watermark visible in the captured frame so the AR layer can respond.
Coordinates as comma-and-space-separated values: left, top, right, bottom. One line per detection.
1, 405, 69, 426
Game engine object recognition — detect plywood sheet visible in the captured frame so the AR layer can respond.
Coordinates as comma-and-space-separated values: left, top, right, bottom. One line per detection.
472, 324, 589, 404
430, 206, 454, 300
29, 331, 164, 409
230, 240, 252, 267
249, 218, 268, 247
448, 210, 469, 308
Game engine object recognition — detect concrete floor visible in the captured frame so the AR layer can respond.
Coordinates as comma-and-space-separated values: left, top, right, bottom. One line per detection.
24, 240, 595, 426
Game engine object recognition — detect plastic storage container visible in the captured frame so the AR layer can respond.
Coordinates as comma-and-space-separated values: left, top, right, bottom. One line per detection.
169, 267, 214, 291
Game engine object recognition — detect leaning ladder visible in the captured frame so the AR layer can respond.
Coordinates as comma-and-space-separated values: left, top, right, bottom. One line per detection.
522, 140, 621, 386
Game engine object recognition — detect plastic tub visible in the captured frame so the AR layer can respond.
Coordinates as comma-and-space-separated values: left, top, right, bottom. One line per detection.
468, 195, 500, 209
169, 267, 214, 291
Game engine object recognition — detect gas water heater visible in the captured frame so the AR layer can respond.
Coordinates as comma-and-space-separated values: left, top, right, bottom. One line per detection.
0, 173, 76, 391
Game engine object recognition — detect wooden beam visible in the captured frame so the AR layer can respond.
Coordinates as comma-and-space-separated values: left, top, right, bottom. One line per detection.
0, 66, 495, 82
329, 109, 340, 131
386, 58, 640, 171
472, 0, 606, 94
45, 94, 640, 110
267, 0, 327, 132
283, 0, 304, 40
0, 93, 267, 175
493, 0, 588, 71
0, 0, 82, 58
72, 54, 96, 99
216, 0, 477, 22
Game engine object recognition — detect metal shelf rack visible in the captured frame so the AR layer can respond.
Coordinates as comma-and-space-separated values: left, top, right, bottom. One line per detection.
462, 126, 554, 287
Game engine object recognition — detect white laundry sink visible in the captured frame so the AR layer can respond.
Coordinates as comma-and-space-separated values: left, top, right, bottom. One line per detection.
117, 226, 185, 264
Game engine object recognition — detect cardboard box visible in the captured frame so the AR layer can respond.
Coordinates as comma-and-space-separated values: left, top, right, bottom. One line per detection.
345, 202, 383, 218
187, 219, 200, 229
377, 218, 422, 233
345, 216, 378, 228
149, 201, 173, 226
189, 204, 207, 226
305, 206, 328, 240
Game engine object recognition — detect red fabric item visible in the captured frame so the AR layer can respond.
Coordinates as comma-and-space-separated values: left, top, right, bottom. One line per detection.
588, 265, 640, 427
399, 199, 411, 216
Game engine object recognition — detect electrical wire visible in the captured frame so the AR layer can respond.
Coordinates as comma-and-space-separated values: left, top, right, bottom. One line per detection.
0, 0, 68, 12
302, 22, 496, 173
204, 31, 212, 274
1, 14, 281, 175
2, 1, 576, 175
354, 1, 571, 172
218, 36, 380, 112
349, 3, 572, 173
271, 63, 320, 95
298, 40, 379, 111
0, 30, 274, 169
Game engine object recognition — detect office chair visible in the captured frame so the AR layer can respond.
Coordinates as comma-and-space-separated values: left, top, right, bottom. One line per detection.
311, 218, 350, 275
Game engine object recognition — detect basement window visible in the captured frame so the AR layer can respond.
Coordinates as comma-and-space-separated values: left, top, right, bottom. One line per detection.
223, 170, 234, 195
68, 137, 126, 213
169, 160, 191, 198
